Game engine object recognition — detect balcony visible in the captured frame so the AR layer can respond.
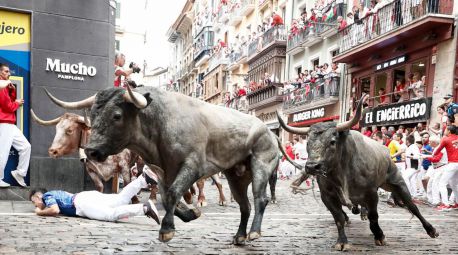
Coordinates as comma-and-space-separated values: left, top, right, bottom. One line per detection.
194, 26, 214, 66
228, 45, 248, 70
248, 26, 287, 60
247, 83, 283, 110
217, 5, 230, 23
208, 50, 231, 72
283, 77, 340, 114
335, 0, 454, 63
225, 96, 248, 113
241, 0, 255, 16
229, 6, 243, 26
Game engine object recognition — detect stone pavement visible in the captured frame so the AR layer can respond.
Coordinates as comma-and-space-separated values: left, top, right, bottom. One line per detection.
1, 178, 458, 254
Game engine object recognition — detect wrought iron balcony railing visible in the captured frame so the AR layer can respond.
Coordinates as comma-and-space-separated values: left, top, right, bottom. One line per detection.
283, 76, 340, 110
248, 26, 287, 59
338, 0, 453, 54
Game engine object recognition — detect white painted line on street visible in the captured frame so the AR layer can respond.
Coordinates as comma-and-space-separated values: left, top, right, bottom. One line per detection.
0, 212, 35, 216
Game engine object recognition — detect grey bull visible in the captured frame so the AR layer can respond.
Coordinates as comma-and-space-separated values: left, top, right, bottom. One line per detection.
277, 95, 438, 251
44, 86, 300, 244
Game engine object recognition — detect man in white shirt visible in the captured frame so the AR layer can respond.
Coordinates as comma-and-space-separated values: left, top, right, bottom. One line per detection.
292, 136, 308, 175
402, 135, 422, 197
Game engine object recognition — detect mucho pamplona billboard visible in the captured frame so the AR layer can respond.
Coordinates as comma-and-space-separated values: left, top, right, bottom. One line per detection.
360, 97, 432, 127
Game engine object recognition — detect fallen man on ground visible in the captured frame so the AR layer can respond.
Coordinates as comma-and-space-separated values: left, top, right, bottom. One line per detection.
29, 168, 160, 224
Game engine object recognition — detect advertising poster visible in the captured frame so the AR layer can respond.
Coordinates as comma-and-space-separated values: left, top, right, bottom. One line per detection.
0, 10, 31, 186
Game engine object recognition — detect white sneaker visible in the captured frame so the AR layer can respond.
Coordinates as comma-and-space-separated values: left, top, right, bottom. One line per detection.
11, 170, 27, 187
0, 179, 10, 188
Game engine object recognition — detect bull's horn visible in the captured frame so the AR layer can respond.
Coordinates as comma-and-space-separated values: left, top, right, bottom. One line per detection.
336, 94, 369, 132
276, 111, 310, 135
124, 85, 147, 109
76, 116, 91, 127
30, 109, 61, 126
44, 88, 95, 110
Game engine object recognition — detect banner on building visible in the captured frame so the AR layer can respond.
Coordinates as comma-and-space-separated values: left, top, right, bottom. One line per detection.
360, 97, 432, 127
0, 10, 31, 185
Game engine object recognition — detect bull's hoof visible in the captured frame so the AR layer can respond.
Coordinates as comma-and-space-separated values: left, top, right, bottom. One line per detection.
158, 230, 175, 243
427, 227, 439, 238
196, 200, 207, 207
219, 200, 227, 206
374, 236, 386, 246
345, 219, 351, 226
191, 208, 202, 219
232, 235, 246, 245
271, 199, 277, 204
247, 231, 261, 241
334, 242, 351, 251
360, 214, 368, 221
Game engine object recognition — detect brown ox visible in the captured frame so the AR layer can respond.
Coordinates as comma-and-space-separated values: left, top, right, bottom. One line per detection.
30, 110, 138, 195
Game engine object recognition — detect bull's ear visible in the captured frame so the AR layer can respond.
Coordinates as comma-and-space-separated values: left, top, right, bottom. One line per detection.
143, 93, 153, 107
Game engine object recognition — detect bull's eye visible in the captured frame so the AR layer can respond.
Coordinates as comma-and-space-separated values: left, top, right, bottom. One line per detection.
330, 140, 336, 146
113, 113, 122, 121
66, 129, 73, 135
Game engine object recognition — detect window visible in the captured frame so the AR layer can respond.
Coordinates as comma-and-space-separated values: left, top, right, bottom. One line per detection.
331, 49, 339, 57
115, 2, 121, 19
311, 58, 319, 69
296, 66, 302, 76
375, 73, 388, 105
115, 40, 120, 51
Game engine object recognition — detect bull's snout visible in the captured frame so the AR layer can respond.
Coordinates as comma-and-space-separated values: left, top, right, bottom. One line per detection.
84, 147, 107, 162
306, 162, 322, 171
48, 148, 60, 158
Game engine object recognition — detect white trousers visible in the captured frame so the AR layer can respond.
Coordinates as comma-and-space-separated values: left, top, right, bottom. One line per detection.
430, 167, 445, 204
402, 168, 419, 197
438, 162, 458, 205
280, 161, 295, 177
0, 123, 31, 179
74, 176, 147, 221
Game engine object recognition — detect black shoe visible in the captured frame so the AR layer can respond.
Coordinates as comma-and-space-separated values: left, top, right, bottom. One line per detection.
144, 200, 160, 224
142, 168, 158, 185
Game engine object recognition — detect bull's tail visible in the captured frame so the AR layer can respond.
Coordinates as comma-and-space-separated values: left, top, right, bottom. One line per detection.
275, 135, 303, 170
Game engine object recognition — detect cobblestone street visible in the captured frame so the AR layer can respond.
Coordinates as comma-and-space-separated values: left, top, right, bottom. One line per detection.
1, 179, 458, 254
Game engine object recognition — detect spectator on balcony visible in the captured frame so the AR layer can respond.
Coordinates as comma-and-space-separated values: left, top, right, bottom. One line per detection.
264, 72, 272, 86
394, 78, 408, 102
257, 25, 263, 34
378, 87, 389, 105
412, 74, 425, 99
271, 12, 284, 27
237, 85, 247, 97
336, 0, 345, 18
337, 16, 348, 32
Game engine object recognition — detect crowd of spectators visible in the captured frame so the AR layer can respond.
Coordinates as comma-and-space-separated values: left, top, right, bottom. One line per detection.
282, 62, 341, 107
288, 0, 345, 40
359, 95, 458, 211
339, 0, 441, 51
375, 72, 426, 106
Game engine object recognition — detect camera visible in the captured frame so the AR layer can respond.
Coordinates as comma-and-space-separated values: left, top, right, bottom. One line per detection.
129, 62, 141, 73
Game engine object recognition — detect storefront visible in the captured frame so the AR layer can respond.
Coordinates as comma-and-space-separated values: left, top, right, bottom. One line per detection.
334, 2, 455, 127
360, 97, 432, 128
285, 104, 340, 141
0, 2, 115, 196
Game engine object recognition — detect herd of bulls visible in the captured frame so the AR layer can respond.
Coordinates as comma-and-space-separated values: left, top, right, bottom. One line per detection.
31, 86, 438, 251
